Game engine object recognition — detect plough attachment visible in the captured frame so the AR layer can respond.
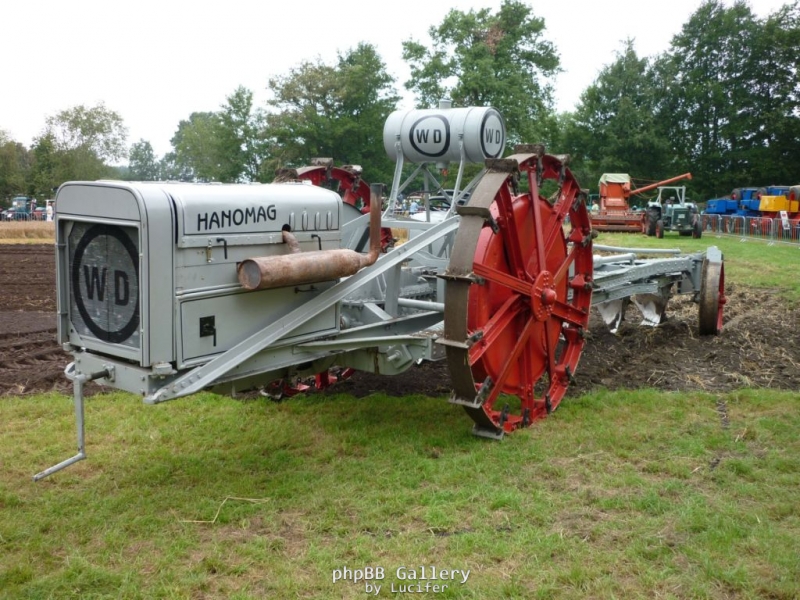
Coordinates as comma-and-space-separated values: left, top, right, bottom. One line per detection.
592, 244, 725, 334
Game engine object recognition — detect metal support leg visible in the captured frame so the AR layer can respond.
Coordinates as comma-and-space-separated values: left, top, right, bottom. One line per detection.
384, 263, 402, 317
33, 365, 109, 481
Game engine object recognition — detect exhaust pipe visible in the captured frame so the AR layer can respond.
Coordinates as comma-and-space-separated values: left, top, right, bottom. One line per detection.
238, 183, 383, 290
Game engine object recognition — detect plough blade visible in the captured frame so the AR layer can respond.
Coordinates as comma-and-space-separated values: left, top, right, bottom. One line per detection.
595, 298, 629, 334
632, 293, 669, 327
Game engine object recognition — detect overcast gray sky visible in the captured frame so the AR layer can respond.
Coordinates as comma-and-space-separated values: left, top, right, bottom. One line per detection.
1, 0, 789, 158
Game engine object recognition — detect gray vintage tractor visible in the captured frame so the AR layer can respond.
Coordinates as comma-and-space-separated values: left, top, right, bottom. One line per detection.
34, 103, 726, 480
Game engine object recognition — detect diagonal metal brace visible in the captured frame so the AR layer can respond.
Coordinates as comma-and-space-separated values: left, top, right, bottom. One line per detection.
145, 218, 461, 404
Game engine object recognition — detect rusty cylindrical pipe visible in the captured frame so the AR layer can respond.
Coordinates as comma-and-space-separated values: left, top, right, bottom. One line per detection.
237, 183, 383, 290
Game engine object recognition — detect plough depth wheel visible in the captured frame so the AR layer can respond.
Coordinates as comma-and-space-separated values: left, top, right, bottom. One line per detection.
698, 257, 725, 335
444, 151, 594, 438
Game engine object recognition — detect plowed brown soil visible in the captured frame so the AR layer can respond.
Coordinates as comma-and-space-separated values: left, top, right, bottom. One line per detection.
1, 244, 798, 398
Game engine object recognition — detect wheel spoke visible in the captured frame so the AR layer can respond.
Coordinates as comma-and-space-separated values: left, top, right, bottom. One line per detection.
543, 179, 582, 257
473, 262, 529, 296
494, 185, 528, 280
482, 317, 535, 412
551, 243, 580, 286
530, 179, 548, 280
551, 299, 589, 328
523, 158, 574, 259
553, 181, 578, 222
541, 320, 556, 386
468, 295, 524, 366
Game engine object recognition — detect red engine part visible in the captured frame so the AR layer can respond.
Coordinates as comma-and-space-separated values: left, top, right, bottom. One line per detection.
262, 367, 357, 401
262, 378, 313, 401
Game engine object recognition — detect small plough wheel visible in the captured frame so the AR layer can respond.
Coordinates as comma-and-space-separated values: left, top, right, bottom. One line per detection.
443, 150, 594, 438
698, 257, 725, 335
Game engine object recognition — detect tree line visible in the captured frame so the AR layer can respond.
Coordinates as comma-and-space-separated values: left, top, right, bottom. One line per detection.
1, 0, 798, 206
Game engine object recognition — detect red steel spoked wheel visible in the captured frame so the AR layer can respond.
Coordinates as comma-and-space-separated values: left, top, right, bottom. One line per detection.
295, 163, 393, 251
443, 149, 594, 438
296, 163, 372, 211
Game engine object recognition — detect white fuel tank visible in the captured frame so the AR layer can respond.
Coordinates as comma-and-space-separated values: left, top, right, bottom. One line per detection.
383, 106, 506, 164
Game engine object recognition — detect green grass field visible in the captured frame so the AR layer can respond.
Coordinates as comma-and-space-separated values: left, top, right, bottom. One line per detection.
1, 232, 799, 599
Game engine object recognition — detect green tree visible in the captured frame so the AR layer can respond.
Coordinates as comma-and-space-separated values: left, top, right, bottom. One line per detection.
159, 152, 194, 182
650, 0, 800, 197
218, 86, 269, 182
742, 1, 800, 186
171, 111, 226, 182
128, 139, 160, 181
28, 134, 60, 198
402, 0, 559, 146
267, 42, 400, 183
558, 1, 799, 199
28, 132, 112, 197
24, 103, 128, 195
169, 87, 271, 183
0, 130, 31, 202
564, 41, 670, 190
43, 103, 128, 163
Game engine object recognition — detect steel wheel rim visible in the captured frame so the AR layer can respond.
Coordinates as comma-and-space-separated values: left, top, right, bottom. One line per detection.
699, 259, 725, 335
444, 152, 594, 436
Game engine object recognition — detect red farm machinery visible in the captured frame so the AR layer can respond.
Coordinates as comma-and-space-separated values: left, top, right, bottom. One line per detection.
35, 103, 726, 479
592, 172, 693, 233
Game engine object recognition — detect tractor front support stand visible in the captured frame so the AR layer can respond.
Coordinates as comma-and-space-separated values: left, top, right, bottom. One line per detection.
33, 365, 110, 481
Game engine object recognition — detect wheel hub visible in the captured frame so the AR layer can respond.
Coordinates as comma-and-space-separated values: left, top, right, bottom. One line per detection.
531, 271, 556, 321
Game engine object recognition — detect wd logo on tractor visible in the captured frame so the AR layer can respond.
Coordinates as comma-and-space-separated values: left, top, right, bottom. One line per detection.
480, 112, 505, 158
409, 115, 450, 158
68, 223, 140, 347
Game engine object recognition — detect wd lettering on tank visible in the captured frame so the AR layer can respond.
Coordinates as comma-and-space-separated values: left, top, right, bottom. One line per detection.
69, 222, 140, 347
480, 111, 505, 158
409, 115, 450, 158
